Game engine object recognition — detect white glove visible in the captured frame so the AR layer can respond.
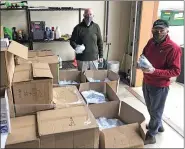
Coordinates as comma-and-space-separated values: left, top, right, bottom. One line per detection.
75, 44, 85, 54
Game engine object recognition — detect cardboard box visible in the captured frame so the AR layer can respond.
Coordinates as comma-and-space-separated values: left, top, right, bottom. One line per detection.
12, 63, 54, 116
84, 70, 120, 93
79, 82, 119, 105
5, 115, 40, 148
89, 101, 146, 148
53, 86, 86, 109
37, 106, 99, 148
0, 88, 11, 134
0, 40, 28, 88
15, 50, 59, 84
58, 70, 86, 88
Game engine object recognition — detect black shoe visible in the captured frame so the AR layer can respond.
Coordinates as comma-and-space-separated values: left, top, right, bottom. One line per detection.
146, 124, 165, 133
144, 131, 156, 145
158, 126, 165, 132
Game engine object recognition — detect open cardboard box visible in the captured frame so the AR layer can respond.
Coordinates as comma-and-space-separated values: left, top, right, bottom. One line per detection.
89, 101, 146, 148
79, 82, 119, 105
15, 50, 59, 84
12, 63, 54, 116
84, 70, 120, 93
37, 105, 99, 148
0, 40, 28, 88
5, 115, 40, 148
57, 70, 86, 88
53, 85, 86, 109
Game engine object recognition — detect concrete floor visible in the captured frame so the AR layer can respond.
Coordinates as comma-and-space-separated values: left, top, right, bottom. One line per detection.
118, 82, 184, 148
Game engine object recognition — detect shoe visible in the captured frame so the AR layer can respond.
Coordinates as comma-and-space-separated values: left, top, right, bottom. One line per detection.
144, 131, 156, 145
146, 124, 165, 133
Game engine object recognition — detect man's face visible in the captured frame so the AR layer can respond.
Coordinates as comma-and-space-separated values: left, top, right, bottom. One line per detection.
152, 27, 169, 43
83, 9, 94, 26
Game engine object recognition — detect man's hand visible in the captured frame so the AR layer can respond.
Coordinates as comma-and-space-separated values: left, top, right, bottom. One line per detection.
99, 58, 103, 63
141, 67, 155, 74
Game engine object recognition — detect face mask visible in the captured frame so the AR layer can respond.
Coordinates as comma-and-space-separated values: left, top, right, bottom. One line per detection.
84, 16, 93, 26
152, 28, 168, 43
153, 33, 166, 43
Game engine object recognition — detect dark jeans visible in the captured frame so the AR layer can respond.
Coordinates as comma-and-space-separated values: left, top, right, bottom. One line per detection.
142, 82, 169, 136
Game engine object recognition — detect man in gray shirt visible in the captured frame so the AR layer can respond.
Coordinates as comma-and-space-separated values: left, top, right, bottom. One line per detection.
70, 8, 103, 71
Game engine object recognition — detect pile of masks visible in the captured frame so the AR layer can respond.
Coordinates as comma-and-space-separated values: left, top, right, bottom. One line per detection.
138, 54, 153, 69
87, 78, 110, 83
81, 90, 106, 104
58, 80, 78, 86
96, 117, 125, 130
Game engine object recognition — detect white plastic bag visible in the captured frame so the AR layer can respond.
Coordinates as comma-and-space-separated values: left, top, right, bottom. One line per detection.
58, 80, 78, 86
75, 44, 85, 54
96, 117, 125, 130
81, 90, 106, 104
138, 54, 153, 69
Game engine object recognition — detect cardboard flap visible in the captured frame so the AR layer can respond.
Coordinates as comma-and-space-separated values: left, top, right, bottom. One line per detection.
59, 70, 81, 82
79, 82, 106, 93
119, 101, 145, 124
106, 83, 119, 101
80, 72, 86, 83
13, 63, 32, 83
7, 41, 28, 59
89, 101, 120, 119
101, 123, 144, 148
6, 115, 37, 145
37, 106, 97, 136
28, 50, 54, 58
32, 63, 53, 79
28, 51, 37, 58
85, 70, 108, 81
37, 50, 54, 57
140, 121, 147, 140
108, 70, 120, 81
38, 55, 59, 64
53, 86, 84, 108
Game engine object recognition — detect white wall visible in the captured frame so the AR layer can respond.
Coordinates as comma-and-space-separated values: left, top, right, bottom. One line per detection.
1, 1, 132, 67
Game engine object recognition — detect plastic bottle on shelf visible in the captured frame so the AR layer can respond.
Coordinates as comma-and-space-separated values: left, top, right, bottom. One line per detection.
51, 27, 55, 40
12, 27, 17, 41
58, 55, 62, 69
55, 26, 61, 39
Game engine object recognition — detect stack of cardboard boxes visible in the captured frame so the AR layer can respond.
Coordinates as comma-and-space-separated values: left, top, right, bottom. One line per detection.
1, 39, 147, 148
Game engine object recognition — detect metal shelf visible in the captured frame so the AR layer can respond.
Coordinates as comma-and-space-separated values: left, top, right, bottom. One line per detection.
0, 8, 27, 11
29, 8, 85, 11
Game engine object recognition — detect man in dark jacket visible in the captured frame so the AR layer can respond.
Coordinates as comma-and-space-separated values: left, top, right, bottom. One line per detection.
70, 8, 103, 71
138, 19, 182, 145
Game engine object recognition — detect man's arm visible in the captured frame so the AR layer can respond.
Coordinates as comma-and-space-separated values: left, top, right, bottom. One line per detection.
97, 25, 103, 58
152, 48, 182, 77
70, 26, 78, 49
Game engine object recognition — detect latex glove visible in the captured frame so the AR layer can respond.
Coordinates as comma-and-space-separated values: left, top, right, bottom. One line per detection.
99, 58, 103, 63
141, 67, 155, 74
75, 44, 85, 54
